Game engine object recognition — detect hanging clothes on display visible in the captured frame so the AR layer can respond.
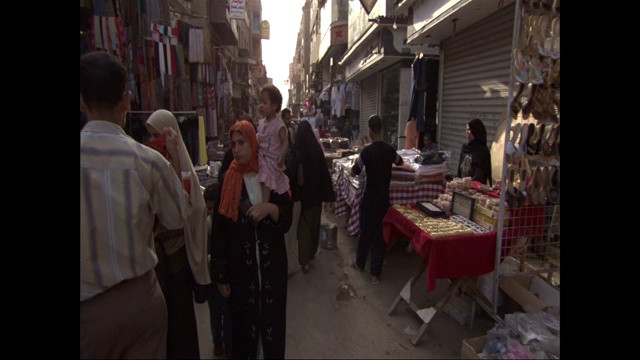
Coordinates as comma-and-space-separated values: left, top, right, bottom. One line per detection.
424, 56, 439, 138
350, 82, 360, 111
344, 82, 360, 127
331, 83, 346, 117
178, 114, 201, 166
188, 28, 205, 63
90, 15, 126, 58
148, 23, 187, 111
408, 53, 427, 129
408, 53, 439, 149
217, 56, 233, 133
319, 88, 331, 117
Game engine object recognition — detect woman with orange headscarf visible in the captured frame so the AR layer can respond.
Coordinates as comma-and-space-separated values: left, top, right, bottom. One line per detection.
212, 120, 293, 359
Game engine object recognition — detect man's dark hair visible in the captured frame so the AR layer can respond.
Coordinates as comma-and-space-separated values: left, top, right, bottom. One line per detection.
260, 84, 283, 113
80, 52, 128, 112
281, 108, 291, 117
368, 114, 383, 134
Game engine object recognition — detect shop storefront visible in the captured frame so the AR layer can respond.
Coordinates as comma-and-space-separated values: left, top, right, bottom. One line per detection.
399, 0, 560, 334
438, 4, 516, 176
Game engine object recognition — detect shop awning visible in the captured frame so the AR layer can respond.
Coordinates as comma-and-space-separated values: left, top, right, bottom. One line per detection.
344, 53, 413, 83
406, 0, 514, 45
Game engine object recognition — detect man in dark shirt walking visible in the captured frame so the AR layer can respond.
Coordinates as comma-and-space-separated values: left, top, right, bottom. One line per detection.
349, 115, 403, 285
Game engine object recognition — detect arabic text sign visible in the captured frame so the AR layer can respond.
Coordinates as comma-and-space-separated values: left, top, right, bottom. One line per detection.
230, 0, 245, 20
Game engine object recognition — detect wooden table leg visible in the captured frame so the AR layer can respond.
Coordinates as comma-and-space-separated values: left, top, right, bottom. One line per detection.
410, 278, 463, 346
388, 260, 427, 315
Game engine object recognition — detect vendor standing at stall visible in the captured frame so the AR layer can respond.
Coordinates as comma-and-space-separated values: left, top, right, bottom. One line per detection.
457, 118, 492, 186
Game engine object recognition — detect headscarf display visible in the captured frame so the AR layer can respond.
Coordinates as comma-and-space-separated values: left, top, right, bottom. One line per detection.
218, 120, 260, 222
146, 109, 211, 286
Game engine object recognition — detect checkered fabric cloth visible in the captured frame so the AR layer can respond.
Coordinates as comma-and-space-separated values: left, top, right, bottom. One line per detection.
334, 168, 445, 236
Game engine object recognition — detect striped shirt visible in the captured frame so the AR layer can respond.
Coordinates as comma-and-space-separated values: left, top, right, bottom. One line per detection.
80, 120, 186, 302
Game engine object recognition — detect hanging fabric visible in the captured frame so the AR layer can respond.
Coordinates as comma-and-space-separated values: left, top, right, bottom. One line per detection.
424, 56, 439, 136
408, 53, 427, 130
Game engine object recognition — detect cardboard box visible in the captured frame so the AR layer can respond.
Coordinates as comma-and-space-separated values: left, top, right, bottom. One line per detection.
473, 205, 509, 227
444, 295, 472, 326
460, 336, 498, 359
499, 275, 559, 313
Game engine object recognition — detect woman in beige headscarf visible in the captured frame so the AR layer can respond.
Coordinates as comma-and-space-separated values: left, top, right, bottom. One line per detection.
145, 109, 210, 359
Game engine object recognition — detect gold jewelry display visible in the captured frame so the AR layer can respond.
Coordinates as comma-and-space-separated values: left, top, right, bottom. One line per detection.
392, 204, 474, 238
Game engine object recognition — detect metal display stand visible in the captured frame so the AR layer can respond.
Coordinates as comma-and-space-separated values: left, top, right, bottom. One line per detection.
491, 0, 561, 316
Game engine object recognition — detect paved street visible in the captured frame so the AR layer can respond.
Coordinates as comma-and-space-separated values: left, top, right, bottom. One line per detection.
196, 207, 495, 359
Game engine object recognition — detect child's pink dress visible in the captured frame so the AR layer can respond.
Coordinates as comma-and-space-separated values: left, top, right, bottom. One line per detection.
257, 116, 290, 195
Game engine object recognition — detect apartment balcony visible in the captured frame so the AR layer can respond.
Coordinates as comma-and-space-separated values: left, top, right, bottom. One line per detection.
209, 0, 238, 46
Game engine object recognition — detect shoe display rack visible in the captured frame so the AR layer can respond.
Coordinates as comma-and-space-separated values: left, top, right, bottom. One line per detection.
483, 0, 561, 318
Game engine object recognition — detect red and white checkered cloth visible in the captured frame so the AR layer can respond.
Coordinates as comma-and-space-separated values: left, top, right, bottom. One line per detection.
334, 168, 445, 236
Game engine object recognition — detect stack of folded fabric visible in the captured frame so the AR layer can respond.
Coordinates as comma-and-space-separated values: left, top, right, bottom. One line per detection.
391, 163, 418, 187
415, 162, 446, 183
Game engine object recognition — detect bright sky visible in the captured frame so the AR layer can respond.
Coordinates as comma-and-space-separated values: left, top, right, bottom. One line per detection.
261, 0, 306, 106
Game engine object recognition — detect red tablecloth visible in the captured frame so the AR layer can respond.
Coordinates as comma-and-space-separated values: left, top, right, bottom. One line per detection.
335, 168, 445, 236
383, 205, 497, 292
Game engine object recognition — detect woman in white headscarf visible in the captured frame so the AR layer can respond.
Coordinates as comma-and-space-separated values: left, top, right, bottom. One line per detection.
145, 109, 211, 359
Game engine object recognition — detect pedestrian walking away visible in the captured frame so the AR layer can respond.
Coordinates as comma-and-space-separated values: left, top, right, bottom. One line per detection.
349, 114, 403, 285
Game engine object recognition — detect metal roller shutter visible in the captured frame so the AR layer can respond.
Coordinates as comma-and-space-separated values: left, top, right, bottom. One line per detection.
439, 4, 516, 176
359, 74, 378, 132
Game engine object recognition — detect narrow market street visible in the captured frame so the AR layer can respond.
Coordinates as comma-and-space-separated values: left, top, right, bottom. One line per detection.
195, 207, 495, 359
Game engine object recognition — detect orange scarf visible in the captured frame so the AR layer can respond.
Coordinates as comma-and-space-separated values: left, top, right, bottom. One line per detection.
218, 121, 260, 222
144, 134, 169, 160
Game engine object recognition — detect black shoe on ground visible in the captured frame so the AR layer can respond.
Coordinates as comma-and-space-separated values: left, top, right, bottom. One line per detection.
349, 259, 364, 272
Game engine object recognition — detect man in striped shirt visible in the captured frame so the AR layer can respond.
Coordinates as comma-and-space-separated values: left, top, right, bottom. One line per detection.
80, 51, 187, 359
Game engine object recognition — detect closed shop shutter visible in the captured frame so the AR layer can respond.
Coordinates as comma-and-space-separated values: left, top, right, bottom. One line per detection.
439, 3, 515, 176
359, 74, 378, 133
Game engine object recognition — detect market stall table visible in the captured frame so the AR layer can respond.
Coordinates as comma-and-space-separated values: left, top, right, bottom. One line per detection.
334, 163, 445, 236
383, 204, 496, 346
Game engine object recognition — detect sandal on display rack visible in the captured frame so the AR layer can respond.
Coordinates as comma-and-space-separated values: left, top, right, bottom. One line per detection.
529, 56, 545, 85
542, 123, 559, 158
531, 122, 545, 156
528, 166, 541, 205
550, 17, 560, 59
538, 166, 549, 205
547, 166, 560, 204
510, 83, 526, 120
521, 84, 538, 120
505, 123, 522, 164
523, 123, 536, 156
517, 122, 530, 156
514, 48, 530, 84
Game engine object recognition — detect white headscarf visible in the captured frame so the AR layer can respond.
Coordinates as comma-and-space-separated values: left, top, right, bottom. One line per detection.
147, 109, 211, 286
